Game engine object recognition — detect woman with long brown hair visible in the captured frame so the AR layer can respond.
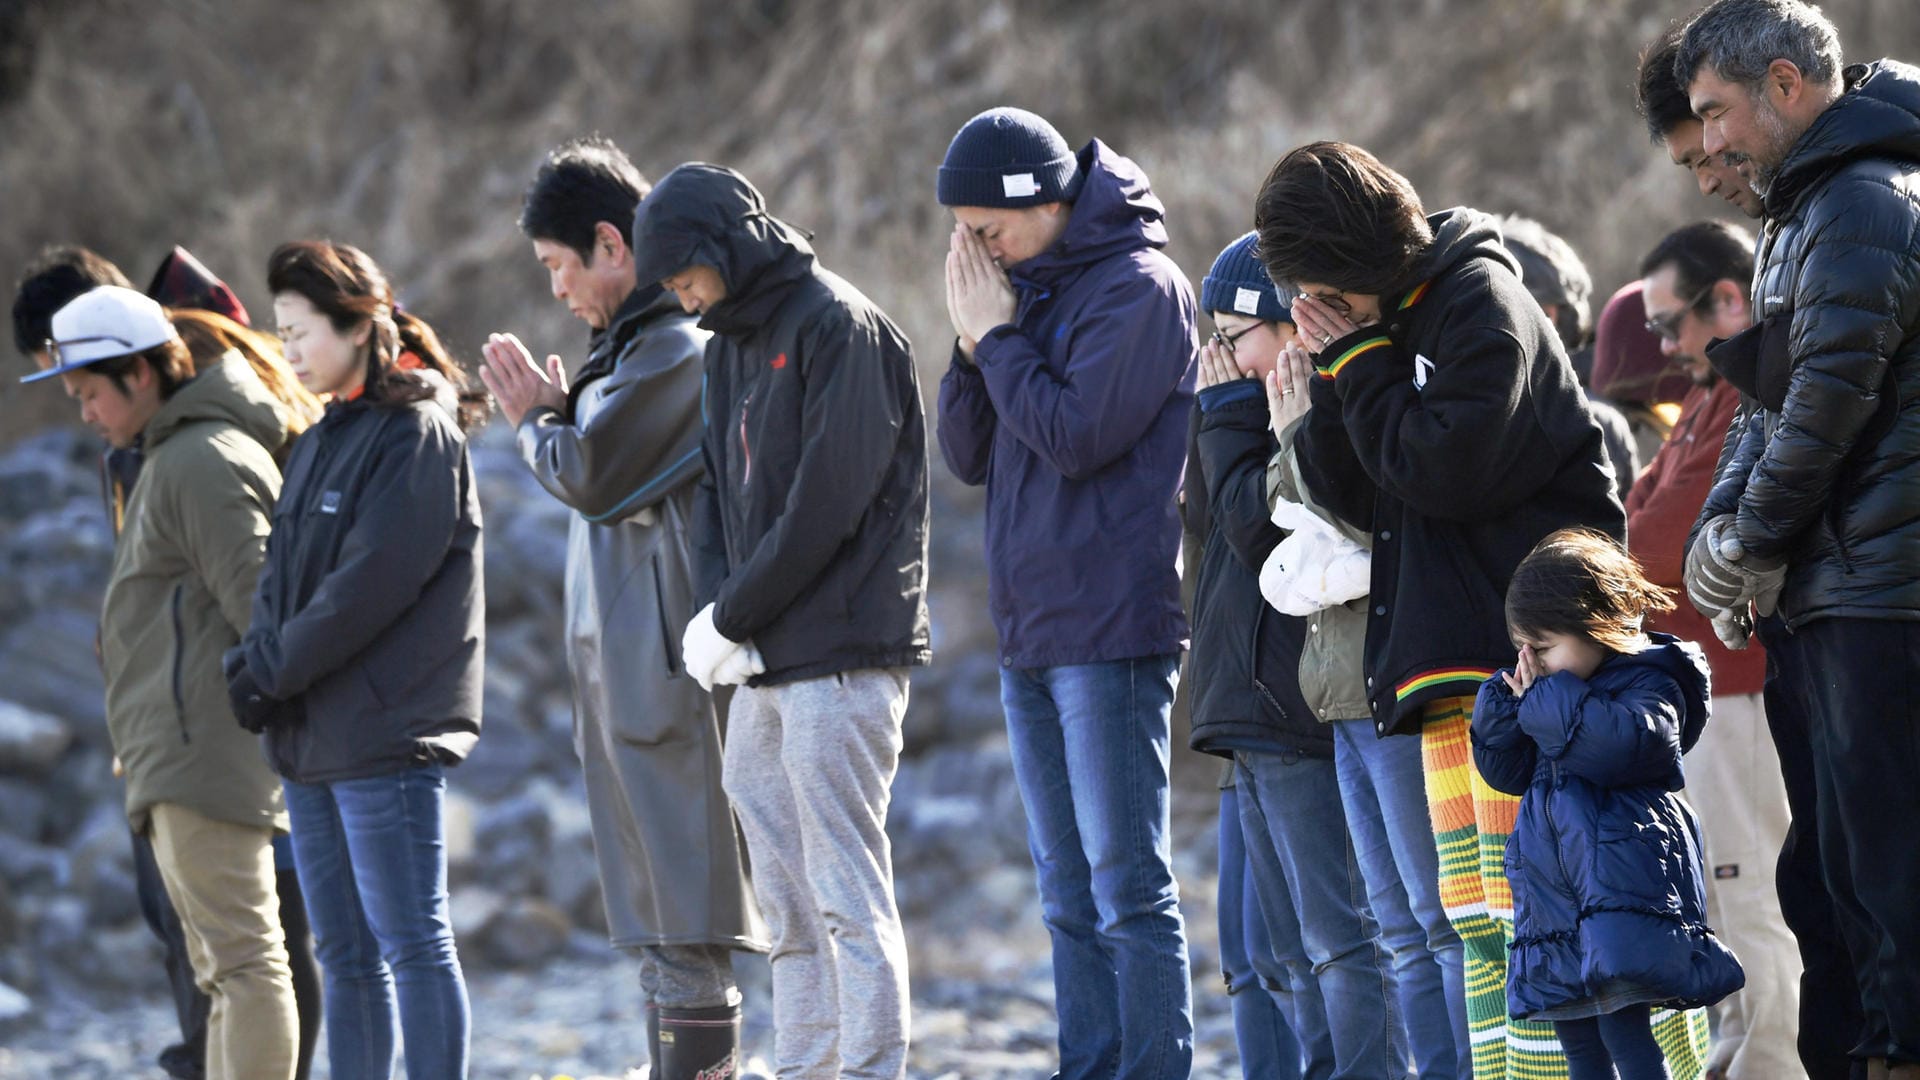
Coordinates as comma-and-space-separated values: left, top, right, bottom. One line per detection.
226, 239, 487, 1080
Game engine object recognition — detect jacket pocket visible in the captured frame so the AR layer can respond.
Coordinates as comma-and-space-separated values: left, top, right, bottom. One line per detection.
651, 557, 679, 678
169, 584, 190, 744
1592, 808, 1685, 914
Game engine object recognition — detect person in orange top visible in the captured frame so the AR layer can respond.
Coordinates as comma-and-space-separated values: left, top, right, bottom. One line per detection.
1629, 221, 1797, 1080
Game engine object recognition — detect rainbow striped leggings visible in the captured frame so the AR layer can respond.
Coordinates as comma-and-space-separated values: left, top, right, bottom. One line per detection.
1421, 696, 1711, 1079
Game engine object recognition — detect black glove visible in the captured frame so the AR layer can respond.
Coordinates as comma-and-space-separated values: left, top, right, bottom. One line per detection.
223, 646, 285, 734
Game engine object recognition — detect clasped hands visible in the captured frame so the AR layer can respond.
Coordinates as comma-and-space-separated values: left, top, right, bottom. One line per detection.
681, 603, 766, 692
1683, 513, 1786, 650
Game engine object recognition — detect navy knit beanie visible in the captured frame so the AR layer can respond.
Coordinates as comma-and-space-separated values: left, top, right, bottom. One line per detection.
1201, 231, 1295, 323
937, 107, 1083, 208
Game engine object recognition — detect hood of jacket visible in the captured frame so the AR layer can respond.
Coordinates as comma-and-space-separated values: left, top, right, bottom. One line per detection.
629, 163, 818, 338
1608, 632, 1712, 753
146, 245, 251, 325
1008, 140, 1169, 285
1396, 208, 1522, 299
1768, 59, 1920, 216
144, 350, 288, 456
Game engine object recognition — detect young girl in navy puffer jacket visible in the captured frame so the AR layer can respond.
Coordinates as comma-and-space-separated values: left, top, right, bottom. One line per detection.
1472, 529, 1744, 1079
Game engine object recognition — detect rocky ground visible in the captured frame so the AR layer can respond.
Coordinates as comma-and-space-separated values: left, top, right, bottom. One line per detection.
0, 424, 1250, 1078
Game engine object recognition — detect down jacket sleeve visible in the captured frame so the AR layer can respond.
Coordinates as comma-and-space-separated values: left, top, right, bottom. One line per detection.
1471, 676, 1537, 797
711, 311, 914, 643
936, 347, 996, 486
516, 324, 706, 522
1515, 669, 1685, 791
1314, 311, 1575, 522
1737, 181, 1920, 558
244, 414, 466, 700
1686, 406, 1765, 561
972, 269, 1193, 481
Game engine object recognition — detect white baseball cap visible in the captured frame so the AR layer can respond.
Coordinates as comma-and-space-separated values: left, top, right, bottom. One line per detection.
21, 285, 180, 384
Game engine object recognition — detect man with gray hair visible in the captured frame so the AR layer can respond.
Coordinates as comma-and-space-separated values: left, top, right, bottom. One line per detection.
1677, 2, 1920, 1074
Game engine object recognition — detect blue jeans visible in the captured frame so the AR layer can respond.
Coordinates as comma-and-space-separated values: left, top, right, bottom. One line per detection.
1236, 750, 1405, 1080
1332, 719, 1468, 1079
1556, 1005, 1670, 1080
283, 764, 469, 1080
1220, 786, 1305, 1080
1001, 655, 1192, 1080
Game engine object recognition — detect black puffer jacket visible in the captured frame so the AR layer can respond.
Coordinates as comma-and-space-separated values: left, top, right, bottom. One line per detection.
239, 375, 484, 783
1182, 387, 1334, 761
1294, 209, 1624, 735
1706, 60, 1920, 627
631, 163, 931, 685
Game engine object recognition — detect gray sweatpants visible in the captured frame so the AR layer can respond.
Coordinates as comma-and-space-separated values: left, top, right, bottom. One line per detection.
722, 668, 911, 1080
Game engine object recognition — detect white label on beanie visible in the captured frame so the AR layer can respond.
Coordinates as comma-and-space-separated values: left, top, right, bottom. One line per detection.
1234, 288, 1263, 315
1002, 173, 1040, 198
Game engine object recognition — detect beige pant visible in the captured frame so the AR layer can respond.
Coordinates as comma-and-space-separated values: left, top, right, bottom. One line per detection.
147, 802, 298, 1080
1686, 692, 1804, 1079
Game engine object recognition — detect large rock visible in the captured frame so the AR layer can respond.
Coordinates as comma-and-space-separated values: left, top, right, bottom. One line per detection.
0, 778, 49, 842
0, 701, 72, 774
0, 609, 106, 735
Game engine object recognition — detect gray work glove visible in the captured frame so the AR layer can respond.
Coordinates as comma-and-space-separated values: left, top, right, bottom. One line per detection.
1685, 515, 1787, 618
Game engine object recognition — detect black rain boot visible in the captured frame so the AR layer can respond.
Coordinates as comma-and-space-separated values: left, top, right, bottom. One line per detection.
646, 1002, 661, 1077
656, 1002, 742, 1080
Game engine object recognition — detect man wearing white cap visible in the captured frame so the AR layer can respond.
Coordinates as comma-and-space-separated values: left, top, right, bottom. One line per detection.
24, 286, 299, 1080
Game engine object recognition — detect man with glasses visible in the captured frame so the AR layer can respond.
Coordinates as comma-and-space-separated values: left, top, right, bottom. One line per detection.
1629, 222, 1800, 1080
938, 106, 1197, 1080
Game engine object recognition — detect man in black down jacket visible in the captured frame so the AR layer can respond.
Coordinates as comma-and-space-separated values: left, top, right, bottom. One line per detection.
1678, 2, 1920, 1071
632, 162, 930, 1080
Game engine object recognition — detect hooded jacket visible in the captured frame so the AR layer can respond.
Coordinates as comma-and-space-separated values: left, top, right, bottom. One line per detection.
937, 140, 1196, 669
1699, 60, 1920, 627
1181, 386, 1334, 760
631, 163, 931, 685
1295, 209, 1625, 735
101, 353, 289, 832
240, 373, 484, 783
514, 284, 764, 951
1470, 635, 1745, 1020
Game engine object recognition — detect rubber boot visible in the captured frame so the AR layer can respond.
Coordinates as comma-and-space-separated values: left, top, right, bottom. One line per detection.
646, 1003, 661, 1078
657, 1003, 742, 1080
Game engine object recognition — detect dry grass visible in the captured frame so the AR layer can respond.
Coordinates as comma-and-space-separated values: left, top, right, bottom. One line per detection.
2, 0, 1916, 440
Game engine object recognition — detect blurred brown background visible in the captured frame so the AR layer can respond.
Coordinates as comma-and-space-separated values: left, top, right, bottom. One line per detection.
3, 0, 1917, 442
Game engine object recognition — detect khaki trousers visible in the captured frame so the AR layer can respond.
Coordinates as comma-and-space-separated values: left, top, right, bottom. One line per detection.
148, 802, 298, 1080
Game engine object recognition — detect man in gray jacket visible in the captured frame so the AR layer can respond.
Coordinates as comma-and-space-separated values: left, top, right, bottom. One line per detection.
480, 136, 765, 1080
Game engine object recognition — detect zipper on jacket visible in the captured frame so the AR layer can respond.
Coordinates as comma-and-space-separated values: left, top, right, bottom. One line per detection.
170, 584, 190, 744
651, 558, 679, 677
1544, 760, 1572, 886
738, 389, 755, 490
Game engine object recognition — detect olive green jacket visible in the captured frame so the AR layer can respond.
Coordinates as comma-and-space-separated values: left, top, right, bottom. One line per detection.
1266, 415, 1372, 724
101, 353, 289, 833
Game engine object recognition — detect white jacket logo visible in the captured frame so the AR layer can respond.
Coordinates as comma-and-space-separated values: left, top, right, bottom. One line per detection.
1414, 354, 1435, 390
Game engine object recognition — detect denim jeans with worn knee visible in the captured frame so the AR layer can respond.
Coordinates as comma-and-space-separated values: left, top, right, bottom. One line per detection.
283, 763, 468, 1080
1001, 655, 1192, 1080
1332, 718, 1467, 1078
1236, 749, 1405, 1080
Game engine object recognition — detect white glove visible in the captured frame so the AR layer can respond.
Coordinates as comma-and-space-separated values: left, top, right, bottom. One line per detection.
710, 641, 767, 687
681, 603, 739, 692
1260, 500, 1372, 615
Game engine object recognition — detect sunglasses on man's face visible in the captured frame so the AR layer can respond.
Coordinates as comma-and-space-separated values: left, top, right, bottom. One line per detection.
1643, 285, 1713, 343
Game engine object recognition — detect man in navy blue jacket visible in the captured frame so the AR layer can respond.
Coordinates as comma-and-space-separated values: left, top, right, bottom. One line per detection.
938, 106, 1196, 1080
